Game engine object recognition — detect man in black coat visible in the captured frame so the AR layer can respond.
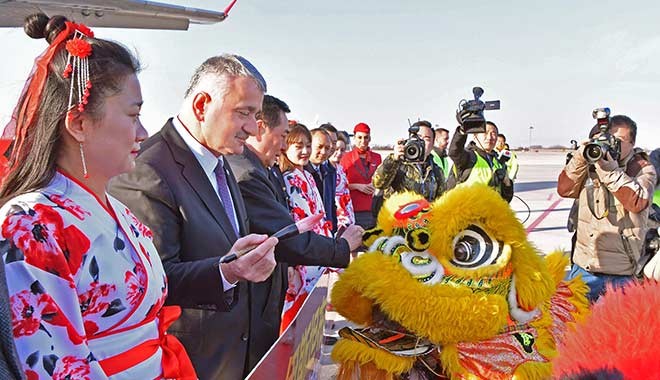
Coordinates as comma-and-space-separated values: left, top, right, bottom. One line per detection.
227, 96, 364, 363
307, 128, 338, 232
109, 54, 278, 380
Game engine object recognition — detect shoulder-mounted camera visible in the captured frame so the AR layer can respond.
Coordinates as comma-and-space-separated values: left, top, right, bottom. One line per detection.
456, 87, 500, 134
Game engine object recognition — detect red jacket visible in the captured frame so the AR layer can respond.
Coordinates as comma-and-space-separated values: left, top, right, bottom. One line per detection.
340, 148, 382, 212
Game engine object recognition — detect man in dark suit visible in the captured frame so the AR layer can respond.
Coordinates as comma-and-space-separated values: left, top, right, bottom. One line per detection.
108, 54, 278, 380
319, 124, 341, 231
227, 96, 364, 365
307, 128, 338, 232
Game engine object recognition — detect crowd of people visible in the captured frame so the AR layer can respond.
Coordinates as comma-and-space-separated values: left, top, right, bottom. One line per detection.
0, 12, 658, 380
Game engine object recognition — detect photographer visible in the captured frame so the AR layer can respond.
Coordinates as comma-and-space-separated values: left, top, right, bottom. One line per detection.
372, 121, 445, 214
431, 127, 452, 179
557, 115, 657, 302
447, 121, 514, 202
495, 133, 519, 181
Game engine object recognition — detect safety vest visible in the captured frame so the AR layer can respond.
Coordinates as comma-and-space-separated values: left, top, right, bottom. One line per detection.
431, 151, 452, 180
459, 153, 504, 189
654, 188, 659, 207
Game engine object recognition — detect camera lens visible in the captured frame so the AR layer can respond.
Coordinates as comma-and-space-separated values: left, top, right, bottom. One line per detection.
584, 143, 603, 162
405, 145, 420, 159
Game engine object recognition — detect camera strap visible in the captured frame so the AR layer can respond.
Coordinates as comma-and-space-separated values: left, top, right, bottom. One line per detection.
586, 170, 610, 220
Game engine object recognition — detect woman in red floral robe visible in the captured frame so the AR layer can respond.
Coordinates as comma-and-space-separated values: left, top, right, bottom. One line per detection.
278, 124, 332, 332
0, 14, 194, 380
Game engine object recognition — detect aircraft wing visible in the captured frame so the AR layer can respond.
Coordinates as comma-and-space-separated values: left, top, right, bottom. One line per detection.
0, 0, 228, 30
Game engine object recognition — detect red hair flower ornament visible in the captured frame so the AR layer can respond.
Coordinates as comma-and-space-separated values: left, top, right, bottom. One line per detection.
65, 38, 92, 59
63, 28, 93, 119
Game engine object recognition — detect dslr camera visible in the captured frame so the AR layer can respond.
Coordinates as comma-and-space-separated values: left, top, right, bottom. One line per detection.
637, 225, 660, 278
583, 107, 621, 163
403, 124, 425, 162
456, 87, 501, 133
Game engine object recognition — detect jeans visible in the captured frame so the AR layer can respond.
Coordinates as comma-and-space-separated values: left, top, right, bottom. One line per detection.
565, 264, 634, 303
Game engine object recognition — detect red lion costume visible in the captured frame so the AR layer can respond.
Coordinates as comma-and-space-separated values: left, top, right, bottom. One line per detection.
553, 280, 660, 379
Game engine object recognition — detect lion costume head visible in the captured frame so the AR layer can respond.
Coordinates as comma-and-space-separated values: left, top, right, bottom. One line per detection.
331, 185, 589, 380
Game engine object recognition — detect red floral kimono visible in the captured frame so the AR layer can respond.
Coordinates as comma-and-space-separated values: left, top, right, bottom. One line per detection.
334, 164, 355, 228
0, 171, 195, 379
280, 168, 332, 332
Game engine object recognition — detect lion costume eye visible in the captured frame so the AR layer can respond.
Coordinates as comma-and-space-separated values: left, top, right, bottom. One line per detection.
450, 225, 503, 269
369, 235, 444, 285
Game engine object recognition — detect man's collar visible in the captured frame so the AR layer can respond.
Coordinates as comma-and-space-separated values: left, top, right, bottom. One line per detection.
172, 116, 219, 176
244, 143, 270, 169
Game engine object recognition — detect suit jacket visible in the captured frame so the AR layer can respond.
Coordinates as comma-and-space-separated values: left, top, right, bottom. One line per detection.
0, 261, 24, 380
227, 148, 351, 361
305, 162, 338, 232
229, 147, 350, 267
109, 119, 255, 380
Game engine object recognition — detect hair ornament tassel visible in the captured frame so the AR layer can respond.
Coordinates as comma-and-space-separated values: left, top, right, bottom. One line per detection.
63, 28, 93, 120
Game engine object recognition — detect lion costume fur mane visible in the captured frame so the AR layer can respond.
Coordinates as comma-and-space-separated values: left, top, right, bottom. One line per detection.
331, 184, 589, 379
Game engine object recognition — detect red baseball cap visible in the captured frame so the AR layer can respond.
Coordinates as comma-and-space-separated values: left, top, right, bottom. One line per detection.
354, 122, 370, 134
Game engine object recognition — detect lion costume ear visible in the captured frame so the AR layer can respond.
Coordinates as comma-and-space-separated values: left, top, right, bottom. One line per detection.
509, 241, 555, 310
363, 192, 428, 247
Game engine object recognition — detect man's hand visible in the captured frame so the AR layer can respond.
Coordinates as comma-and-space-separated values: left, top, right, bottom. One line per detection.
340, 224, 365, 252
393, 139, 405, 161
221, 234, 278, 284
596, 151, 618, 172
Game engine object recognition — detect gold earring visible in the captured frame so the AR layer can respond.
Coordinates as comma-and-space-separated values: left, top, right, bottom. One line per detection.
79, 142, 89, 179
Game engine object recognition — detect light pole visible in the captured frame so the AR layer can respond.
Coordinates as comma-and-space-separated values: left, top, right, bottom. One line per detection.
528, 126, 534, 151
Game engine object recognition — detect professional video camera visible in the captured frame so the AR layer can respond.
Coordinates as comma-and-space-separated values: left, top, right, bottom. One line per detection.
583, 107, 621, 163
456, 87, 501, 133
403, 124, 425, 162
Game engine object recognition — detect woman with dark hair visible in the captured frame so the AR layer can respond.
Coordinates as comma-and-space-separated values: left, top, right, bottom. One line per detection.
0, 14, 195, 379
279, 123, 331, 331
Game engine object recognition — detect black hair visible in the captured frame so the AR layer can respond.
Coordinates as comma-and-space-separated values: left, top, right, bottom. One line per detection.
486, 121, 498, 132
319, 123, 338, 134
257, 95, 290, 128
412, 120, 434, 140
609, 115, 637, 143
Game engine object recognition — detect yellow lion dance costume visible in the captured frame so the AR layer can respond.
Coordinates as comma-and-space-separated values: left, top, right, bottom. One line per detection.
331, 185, 589, 380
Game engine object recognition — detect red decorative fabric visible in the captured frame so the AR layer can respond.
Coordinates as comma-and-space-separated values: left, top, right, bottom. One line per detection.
0, 21, 76, 179
99, 306, 196, 379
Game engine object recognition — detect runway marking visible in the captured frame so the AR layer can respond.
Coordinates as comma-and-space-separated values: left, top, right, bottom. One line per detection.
526, 198, 563, 233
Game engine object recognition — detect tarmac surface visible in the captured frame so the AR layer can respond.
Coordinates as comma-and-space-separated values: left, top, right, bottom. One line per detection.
319, 150, 574, 379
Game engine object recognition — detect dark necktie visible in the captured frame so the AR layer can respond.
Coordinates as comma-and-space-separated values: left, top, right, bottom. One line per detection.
215, 160, 239, 236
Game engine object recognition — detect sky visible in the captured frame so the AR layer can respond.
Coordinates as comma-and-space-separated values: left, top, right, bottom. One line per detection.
1, 0, 659, 149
